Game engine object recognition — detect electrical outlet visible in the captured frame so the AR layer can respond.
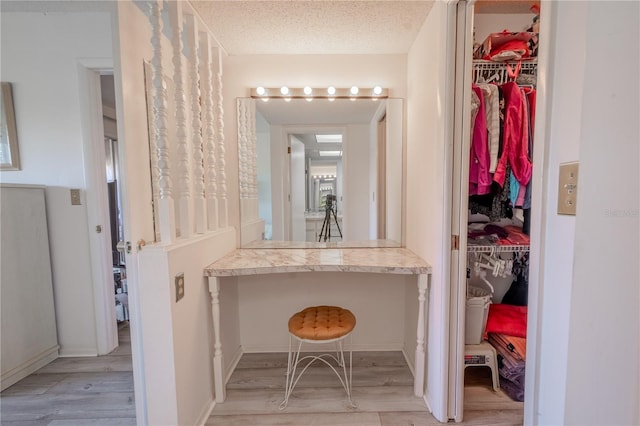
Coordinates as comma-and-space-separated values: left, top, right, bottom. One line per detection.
70, 189, 81, 205
175, 273, 185, 302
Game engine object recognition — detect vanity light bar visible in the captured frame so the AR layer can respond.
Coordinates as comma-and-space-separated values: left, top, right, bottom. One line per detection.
251, 86, 388, 99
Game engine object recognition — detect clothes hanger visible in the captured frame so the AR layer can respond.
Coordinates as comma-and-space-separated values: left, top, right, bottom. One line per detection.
476, 270, 496, 294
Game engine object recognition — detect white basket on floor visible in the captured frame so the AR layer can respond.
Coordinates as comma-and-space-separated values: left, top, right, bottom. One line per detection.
465, 285, 492, 345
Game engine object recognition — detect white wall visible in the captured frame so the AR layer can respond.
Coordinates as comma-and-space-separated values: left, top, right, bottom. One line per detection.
136, 229, 236, 425
562, 2, 639, 424
0, 11, 113, 356
256, 112, 273, 239
473, 13, 536, 45
113, 2, 240, 424
343, 124, 371, 240
237, 272, 414, 352
526, 2, 586, 424
385, 99, 403, 243
269, 124, 287, 241
406, 2, 451, 421
529, 2, 640, 425
290, 136, 306, 241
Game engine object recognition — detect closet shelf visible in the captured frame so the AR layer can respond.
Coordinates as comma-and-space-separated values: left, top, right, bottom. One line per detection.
472, 59, 537, 85
467, 244, 530, 253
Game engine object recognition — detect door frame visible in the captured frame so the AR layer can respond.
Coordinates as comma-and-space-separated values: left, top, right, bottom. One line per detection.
446, 1, 553, 423
77, 59, 119, 356
79, 59, 147, 423
288, 134, 306, 241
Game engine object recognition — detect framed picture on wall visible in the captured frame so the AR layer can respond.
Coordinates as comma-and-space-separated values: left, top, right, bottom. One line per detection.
1, 82, 21, 171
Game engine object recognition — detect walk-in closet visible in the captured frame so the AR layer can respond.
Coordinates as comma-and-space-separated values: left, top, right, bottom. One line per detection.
458, 1, 541, 421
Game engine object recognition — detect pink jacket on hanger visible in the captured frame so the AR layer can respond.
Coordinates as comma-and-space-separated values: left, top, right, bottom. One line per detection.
470, 85, 492, 195
493, 82, 532, 187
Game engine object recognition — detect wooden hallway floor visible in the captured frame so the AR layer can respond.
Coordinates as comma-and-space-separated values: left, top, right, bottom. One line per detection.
1, 333, 522, 425
207, 351, 523, 426
0, 322, 135, 426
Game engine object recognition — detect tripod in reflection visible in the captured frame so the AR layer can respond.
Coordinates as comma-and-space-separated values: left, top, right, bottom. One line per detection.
318, 194, 343, 242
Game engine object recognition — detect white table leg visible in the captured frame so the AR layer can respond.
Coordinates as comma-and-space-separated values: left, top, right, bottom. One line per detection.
208, 277, 225, 402
414, 273, 429, 397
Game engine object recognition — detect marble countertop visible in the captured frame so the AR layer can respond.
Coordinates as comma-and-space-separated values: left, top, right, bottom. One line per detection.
305, 212, 343, 220
204, 247, 431, 277
242, 239, 402, 249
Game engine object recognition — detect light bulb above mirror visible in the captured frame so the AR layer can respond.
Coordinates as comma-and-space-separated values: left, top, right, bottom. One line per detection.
250, 86, 388, 99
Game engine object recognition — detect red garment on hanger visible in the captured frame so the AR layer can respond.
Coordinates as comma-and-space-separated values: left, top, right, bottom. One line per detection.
527, 89, 537, 140
493, 82, 532, 187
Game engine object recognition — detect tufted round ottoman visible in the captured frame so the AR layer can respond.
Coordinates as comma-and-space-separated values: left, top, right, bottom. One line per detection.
288, 305, 356, 341
280, 306, 356, 409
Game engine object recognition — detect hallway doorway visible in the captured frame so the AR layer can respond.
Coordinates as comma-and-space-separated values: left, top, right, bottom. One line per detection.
102, 74, 130, 335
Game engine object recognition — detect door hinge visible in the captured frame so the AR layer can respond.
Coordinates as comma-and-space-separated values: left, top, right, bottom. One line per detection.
452, 235, 459, 250
287, 146, 291, 154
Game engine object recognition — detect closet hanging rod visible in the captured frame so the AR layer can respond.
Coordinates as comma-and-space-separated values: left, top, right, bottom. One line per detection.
472, 59, 538, 85
467, 245, 530, 253
472, 59, 537, 68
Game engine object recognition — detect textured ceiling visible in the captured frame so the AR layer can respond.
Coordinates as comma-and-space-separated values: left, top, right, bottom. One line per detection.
189, 1, 435, 55
2, 1, 534, 55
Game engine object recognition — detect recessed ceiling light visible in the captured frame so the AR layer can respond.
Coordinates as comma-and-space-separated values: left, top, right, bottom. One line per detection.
315, 134, 343, 143
319, 150, 342, 157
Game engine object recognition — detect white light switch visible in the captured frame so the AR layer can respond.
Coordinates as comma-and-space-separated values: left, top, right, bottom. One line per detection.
558, 162, 579, 215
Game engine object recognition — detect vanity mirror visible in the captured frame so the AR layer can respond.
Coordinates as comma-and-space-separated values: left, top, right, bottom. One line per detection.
238, 97, 403, 248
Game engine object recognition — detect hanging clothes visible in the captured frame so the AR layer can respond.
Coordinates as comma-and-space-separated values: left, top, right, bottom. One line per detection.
469, 85, 492, 196
477, 84, 501, 173
492, 82, 532, 188
468, 62, 538, 227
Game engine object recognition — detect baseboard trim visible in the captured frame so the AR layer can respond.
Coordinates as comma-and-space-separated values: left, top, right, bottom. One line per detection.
225, 346, 244, 385
423, 393, 433, 413
195, 399, 216, 426
241, 343, 404, 353
195, 346, 242, 425
1, 345, 59, 391
401, 347, 415, 376
58, 348, 99, 357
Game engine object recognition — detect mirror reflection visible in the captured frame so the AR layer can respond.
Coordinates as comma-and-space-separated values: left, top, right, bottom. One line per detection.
238, 97, 403, 248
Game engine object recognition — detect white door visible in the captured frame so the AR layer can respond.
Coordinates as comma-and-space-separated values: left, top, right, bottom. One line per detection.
290, 136, 306, 241
448, 1, 475, 422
